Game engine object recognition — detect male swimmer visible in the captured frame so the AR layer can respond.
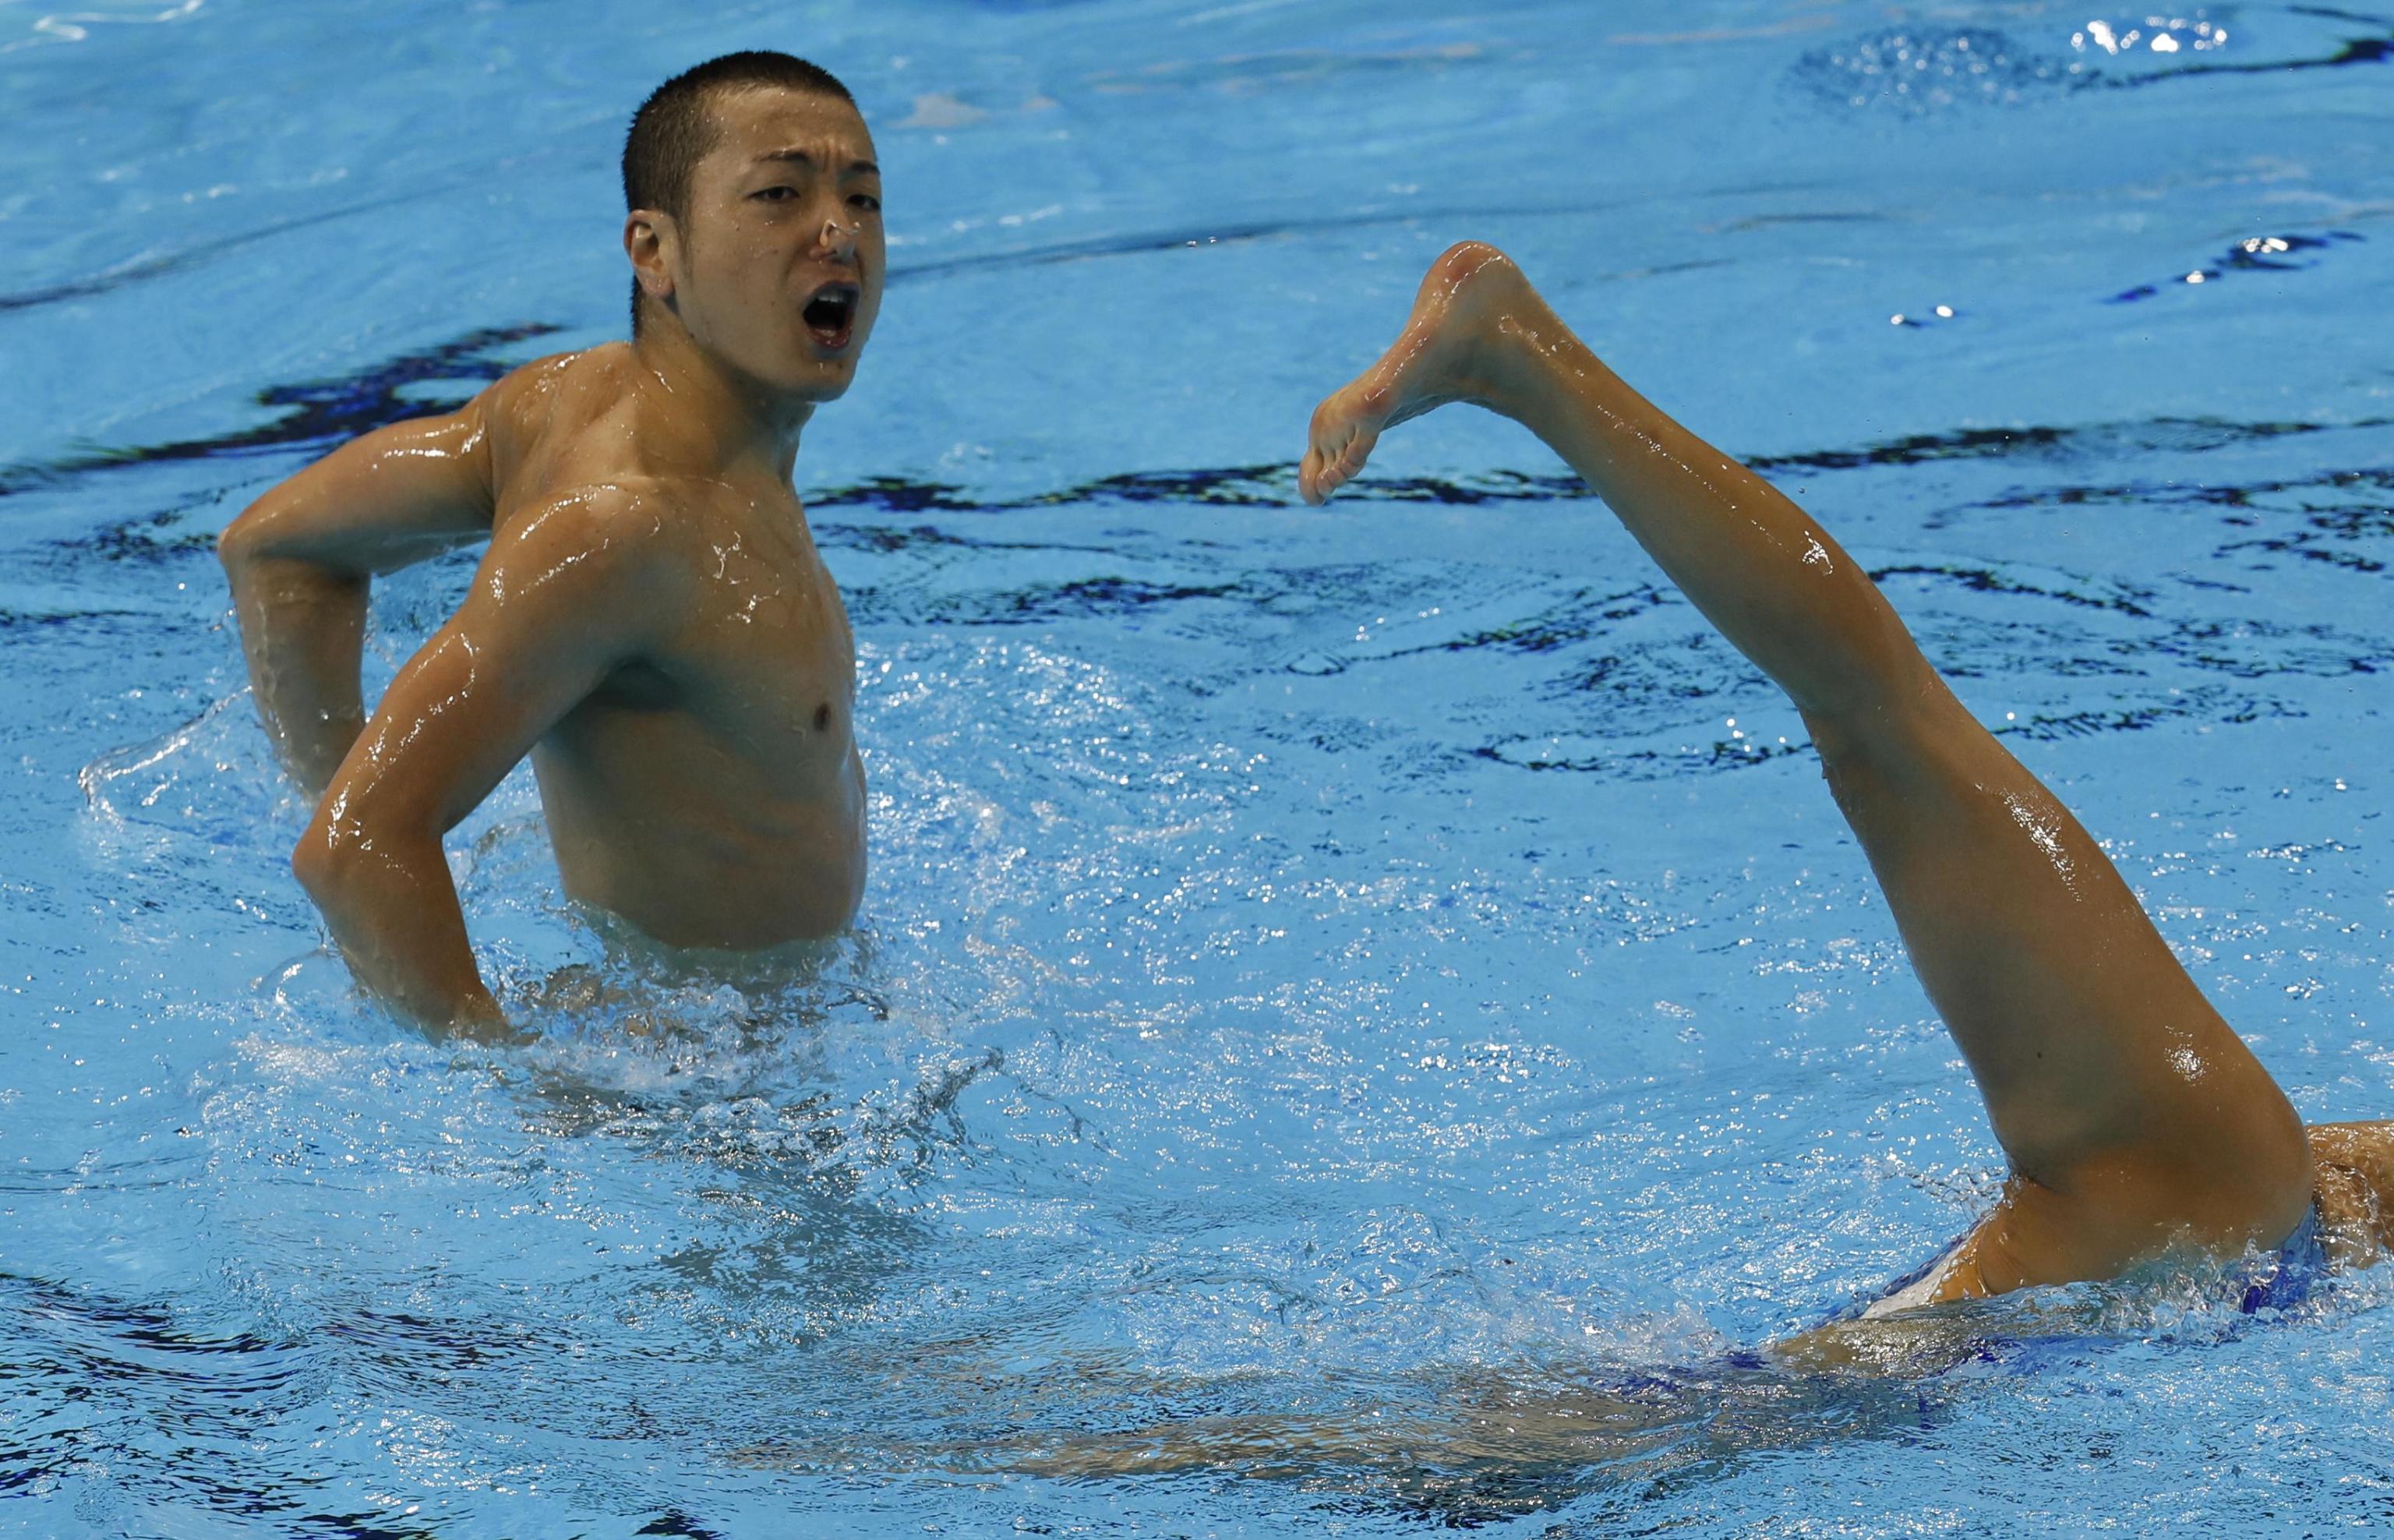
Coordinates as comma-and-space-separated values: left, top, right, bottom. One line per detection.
219, 52, 881, 1037
1301, 242, 2394, 1311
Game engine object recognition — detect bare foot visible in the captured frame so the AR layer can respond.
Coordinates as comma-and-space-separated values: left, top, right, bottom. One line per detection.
1298, 241, 1548, 506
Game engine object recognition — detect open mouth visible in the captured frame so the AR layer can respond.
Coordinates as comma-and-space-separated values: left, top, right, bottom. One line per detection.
802, 282, 860, 351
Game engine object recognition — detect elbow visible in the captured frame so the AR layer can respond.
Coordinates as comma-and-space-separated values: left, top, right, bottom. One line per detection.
217, 514, 256, 578
217, 494, 280, 572
291, 817, 348, 903
291, 804, 382, 906
292, 796, 436, 907
219, 492, 313, 578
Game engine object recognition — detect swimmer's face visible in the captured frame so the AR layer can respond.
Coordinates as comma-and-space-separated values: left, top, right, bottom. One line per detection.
651, 87, 885, 401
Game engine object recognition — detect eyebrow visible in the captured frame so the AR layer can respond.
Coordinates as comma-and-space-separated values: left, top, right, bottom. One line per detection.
754, 149, 880, 176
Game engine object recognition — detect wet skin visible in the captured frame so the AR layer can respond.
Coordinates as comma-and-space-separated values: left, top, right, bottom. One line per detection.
884, 246, 2394, 1485
219, 86, 885, 1036
1301, 242, 2394, 1313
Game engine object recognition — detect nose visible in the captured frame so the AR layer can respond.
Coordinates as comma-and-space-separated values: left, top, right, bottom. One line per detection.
813, 210, 860, 263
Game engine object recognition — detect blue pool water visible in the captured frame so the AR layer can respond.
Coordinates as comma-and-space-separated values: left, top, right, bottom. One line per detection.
5, 0, 2394, 1531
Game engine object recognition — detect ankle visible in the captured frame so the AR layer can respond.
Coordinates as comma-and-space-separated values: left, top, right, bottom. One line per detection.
1482, 318, 1585, 432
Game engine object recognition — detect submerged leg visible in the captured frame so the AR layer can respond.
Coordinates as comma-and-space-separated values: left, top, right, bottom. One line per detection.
1306, 242, 2312, 1298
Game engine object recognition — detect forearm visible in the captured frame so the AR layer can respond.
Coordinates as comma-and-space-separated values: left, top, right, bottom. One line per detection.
292, 826, 507, 1039
224, 546, 369, 796
1491, 319, 1932, 724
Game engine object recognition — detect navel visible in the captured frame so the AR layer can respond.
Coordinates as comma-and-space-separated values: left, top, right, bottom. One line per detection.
813, 702, 833, 732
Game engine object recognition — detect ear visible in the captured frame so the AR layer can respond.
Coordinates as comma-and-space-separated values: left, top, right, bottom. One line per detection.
623, 210, 680, 307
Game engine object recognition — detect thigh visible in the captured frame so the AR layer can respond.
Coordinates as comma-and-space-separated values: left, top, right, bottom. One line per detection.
1805, 683, 2311, 1273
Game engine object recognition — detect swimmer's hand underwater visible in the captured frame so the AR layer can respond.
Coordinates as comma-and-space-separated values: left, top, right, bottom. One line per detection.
1298, 241, 2394, 1305
218, 55, 882, 1037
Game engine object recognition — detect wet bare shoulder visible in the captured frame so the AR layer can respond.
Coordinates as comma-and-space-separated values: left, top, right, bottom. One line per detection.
477, 344, 629, 436
482, 479, 703, 611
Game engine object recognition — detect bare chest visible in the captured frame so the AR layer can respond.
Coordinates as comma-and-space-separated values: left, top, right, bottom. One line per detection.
572, 525, 856, 768
674, 532, 855, 740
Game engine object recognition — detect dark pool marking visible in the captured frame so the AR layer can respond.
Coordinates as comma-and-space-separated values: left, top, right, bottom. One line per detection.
0, 1316, 442, 1540
0, 1268, 298, 1361
1976, 461, 2394, 508
0, 321, 558, 500
2107, 231, 2366, 306
44, 464, 2392, 739
0, 1270, 344, 1508
38, 472, 2394, 759
2000, 684, 2307, 741
57, 519, 223, 563
0, 193, 429, 318
2288, 4, 2394, 22
2149, 615, 2394, 681
842, 558, 1636, 633
846, 547, 2382, 705
8, 299, 2377, 523
830, 415, 2393, 511
817, 458, 2392, 627
817, 461, 1320, 513
2102, 26, 2394, 87
0, 605, 175, 632
1474, 731, 1816, 776
2217, 504, 2394, 576
1747, 415, 2394, 475
905, 574, 1259, 623
820, 517, 1181, 560
1472, 669, 2318, 777
36, 482, 247, 567
314, 1305, 550, 1372
19, 338, 2393, 768
1961, 467, 2394, 577
1870, 562, 2159, 617
1385, 584, 1679, 660
1390, 595, 2356, 764
0, 1217, 910, 1490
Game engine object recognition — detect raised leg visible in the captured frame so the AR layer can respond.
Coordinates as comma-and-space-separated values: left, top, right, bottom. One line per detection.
1308, 243, 2312, 1297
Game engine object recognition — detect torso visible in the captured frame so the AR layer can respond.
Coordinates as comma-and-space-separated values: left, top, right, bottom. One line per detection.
477, 345, 864, 948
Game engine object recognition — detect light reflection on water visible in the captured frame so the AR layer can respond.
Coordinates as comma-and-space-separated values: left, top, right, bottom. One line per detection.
8, 0, 2394, 1532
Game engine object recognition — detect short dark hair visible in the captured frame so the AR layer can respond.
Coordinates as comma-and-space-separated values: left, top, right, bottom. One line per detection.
622, 51, 857, 335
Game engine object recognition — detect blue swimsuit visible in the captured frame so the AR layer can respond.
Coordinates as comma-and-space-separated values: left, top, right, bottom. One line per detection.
2234, 1204, 2329, 1314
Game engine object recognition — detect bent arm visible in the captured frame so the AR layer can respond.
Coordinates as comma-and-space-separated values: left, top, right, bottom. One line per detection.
295, 493, 666, 1038
219, 404, 497, 796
